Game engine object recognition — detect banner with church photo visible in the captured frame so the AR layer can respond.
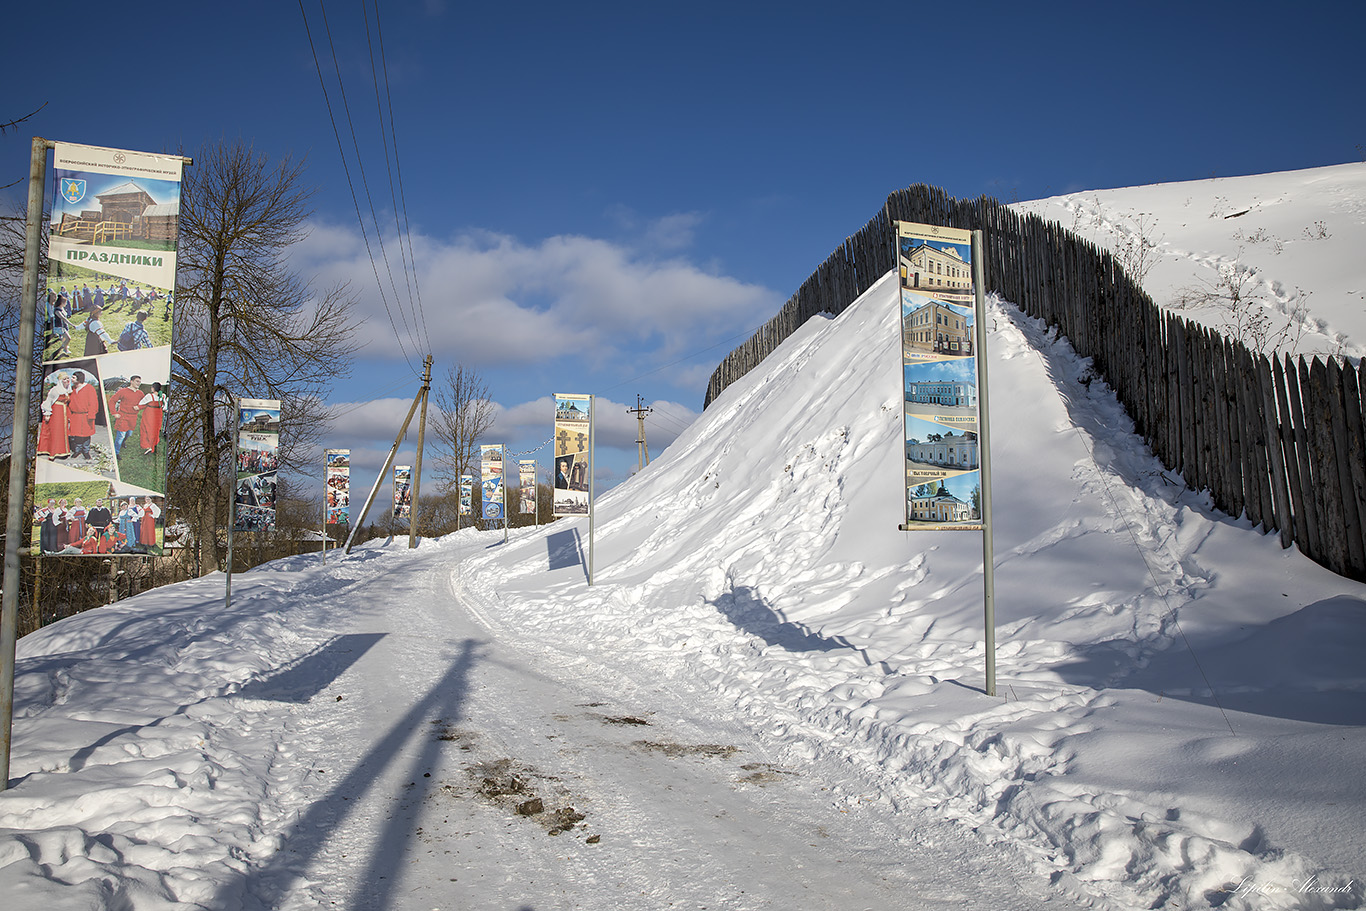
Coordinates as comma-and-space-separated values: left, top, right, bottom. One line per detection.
897, 221, 983, 531
32, 142, 183, 556
481, 445, 505, 522
234, 398, 280, 532
553, 393, 592, 517
325, 449, 350, 528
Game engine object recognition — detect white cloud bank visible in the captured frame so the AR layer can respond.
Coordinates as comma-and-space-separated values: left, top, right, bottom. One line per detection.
292, 219, 778, 368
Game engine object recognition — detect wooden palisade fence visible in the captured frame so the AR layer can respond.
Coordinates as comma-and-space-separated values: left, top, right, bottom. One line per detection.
703, 185, 1366, 583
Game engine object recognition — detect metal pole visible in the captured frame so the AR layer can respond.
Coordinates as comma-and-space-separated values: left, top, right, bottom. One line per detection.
321, 450, 327, 565
501, 445, 507, 545
971, 230, 997, 698
409, 356, 431, 549
224, 398, 238, 610
344, 384, 424, 554
1, 137, 50, 792
588, 395, 595, 586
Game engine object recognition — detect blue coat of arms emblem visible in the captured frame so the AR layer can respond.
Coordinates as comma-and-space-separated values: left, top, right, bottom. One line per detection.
61, 178, 86, 206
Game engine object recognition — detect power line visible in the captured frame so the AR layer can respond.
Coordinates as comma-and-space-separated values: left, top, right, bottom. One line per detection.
317, 0, 420, 354
369, 0, 430, 353
363, 0, 430, 355
297, 0, 418, 373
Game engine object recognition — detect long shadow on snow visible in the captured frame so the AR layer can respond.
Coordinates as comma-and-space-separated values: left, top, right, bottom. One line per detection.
213, 637, 484, 911
1054, 595, 1366, 725
55, 634, 389, 777
713, 585, 891, 672
234, 633, 385, 703
15, 563, 382, 698
546, 527, 589, 582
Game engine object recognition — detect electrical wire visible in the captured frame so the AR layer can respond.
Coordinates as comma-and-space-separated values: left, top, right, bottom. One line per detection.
298, 0, 418, 374
369, 0, 431, 353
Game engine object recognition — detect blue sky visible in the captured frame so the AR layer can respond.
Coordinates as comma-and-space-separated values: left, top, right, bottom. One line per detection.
4, 0, 1362, 494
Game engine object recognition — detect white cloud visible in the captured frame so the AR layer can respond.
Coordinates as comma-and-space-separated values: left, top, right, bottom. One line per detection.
292, 221, 778, 368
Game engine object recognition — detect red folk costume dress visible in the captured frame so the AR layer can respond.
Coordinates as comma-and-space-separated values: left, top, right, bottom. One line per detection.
67, 505, 88, 543
139, 501, 159, 547
36, 386, 71, 458
138, 391, 166, 451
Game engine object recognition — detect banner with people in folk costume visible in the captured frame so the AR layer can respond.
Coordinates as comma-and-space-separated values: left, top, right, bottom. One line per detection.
234, 399, 280, 532
33, 143, 182, 556
325, 449, 350, 528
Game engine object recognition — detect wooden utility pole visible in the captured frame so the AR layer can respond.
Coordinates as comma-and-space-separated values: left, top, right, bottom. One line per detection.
409, 356, 432, 549
628, 395, 652, 472
344, 358, 431, 555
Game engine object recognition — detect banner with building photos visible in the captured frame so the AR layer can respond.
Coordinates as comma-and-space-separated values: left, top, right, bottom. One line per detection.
325, 449, 350, 527
481, 445, 505, 521
32, 142, 183, 556
553, 393, 591, 517
393, 465, 412, 519
519, 460, 537, 515
897, 221, 983, 531
234, 398, 280, 531
459, 474, 473, 517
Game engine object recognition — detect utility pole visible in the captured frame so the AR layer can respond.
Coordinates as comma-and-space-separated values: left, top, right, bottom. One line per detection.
627, 394, 652, 472
409, 356, 432, 549
344, 361, 430, 555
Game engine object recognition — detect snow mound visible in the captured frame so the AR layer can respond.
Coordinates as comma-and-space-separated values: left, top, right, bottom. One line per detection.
457, 271, 1366, 909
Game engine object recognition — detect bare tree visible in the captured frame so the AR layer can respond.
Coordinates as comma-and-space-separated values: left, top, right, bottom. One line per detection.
170, 141, 360, 573
432, 365, 496, 491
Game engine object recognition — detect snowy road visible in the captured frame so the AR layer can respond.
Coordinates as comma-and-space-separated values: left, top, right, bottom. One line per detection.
233, 542, 1068, 911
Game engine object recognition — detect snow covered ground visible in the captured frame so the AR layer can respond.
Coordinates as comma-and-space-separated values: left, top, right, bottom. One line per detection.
1014, 162, 1366, 359
2, 167, 1364, 910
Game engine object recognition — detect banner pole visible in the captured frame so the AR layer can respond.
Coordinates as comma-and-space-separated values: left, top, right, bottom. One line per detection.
971, 230, 997, 698
588, 395, 595, 586
1, 137, 51, 792
321, 450, 327, 565
224, 397, 238, 611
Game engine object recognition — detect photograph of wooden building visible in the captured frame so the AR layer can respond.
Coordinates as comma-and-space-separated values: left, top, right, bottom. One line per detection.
51, 181, 179, 249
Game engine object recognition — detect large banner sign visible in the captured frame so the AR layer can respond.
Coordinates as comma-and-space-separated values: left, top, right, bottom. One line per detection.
33, 142, 182, 556
325, 449, 350, 527
553, 394, 591, 517
519, 460, 537, 515
234, 398, 280, 531
393, 465, 412, 519
459, 474, 473, 517
481, 445, 505, 521
898, 221, 983, 530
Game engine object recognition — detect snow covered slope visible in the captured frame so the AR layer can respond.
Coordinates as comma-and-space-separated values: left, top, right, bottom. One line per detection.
458, 271, 1366, 909
1015, 162, 1366, 359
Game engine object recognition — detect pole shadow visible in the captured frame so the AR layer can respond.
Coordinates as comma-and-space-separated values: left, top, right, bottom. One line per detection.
212, 637, 483, 909
546, 528, 588, 582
